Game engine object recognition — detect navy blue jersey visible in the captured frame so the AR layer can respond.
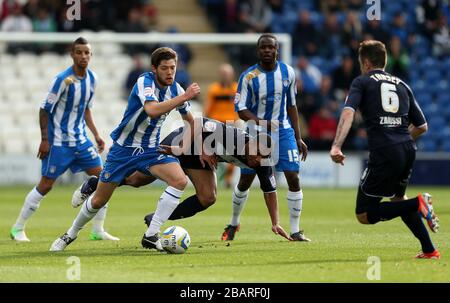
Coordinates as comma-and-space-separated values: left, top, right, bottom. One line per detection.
345, 70, 426, 150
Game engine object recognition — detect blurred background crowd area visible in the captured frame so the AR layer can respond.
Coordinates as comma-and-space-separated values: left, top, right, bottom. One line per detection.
0, 0, 449, 153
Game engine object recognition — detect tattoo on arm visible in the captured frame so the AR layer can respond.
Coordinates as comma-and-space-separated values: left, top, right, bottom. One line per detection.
39, 108, 49, 141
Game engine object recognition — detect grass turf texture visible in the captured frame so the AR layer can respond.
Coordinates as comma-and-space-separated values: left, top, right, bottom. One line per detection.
0, 185, 448, 282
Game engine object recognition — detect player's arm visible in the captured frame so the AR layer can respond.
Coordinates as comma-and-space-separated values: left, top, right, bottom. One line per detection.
287, 105, 308, 161
144, 83, 200, 118
406, 85, 428, 140
409, 123, 428, 140
330, 77, 362, 165
286, 68, 307, 160
37, 108, 50, 160
255, 166, 292, 240
38, 76, 66, 159
84, 108, 105, 153
330, 108, 355, 165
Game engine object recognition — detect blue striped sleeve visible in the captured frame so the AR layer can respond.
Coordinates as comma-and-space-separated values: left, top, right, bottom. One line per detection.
174, 83, 190, 115
287, 65, 297, 106
40, 75, 66, 113
235, 72, 252, 112
137, 74, 157, 105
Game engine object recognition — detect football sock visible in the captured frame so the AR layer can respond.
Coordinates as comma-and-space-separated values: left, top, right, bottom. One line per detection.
146, 186, 184, 236
287, 190, 303, 234
91, 204, 108, 233
367, 197, 419, 224
401, 211, 435, 253
169, 195, 207, 220
14, 187, 44, 230
67, 196, 100, 239
230, 186, 249, 226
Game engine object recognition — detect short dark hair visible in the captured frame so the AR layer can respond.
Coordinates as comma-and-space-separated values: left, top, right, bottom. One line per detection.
257, 34, 278, 48
151, 47, 177, 67
71, 37, 89, 51
358, 40, 387, 69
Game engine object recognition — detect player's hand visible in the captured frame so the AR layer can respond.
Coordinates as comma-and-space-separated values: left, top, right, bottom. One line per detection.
272, 224, 293, 241
95, 136, 105, 153
297, 139, 308, 161
37, 139, 50, 159
330, 145, 345, 165
184, 83, 201, 101
200, 153, 217, 170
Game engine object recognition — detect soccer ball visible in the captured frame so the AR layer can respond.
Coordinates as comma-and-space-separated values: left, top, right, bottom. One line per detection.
161, 226, 190, 254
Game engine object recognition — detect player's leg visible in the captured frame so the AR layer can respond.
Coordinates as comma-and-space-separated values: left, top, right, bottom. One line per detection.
10, 176, 56, 242
283, 170, 310, 242
277, 127, 309, 241
11, 145, 73, 242
144, 168, 217, 226
73, 142, 119, 241
360, 143, 439, 232
390, 143, 439, 258
50, 181, 118, 251
50, 143, 134, 251
142, 161, 187, 250
222, 169, 255, 241
71, 171, 156, 207
82, 166, 119, 241
224, 163, 235, 188
171, 168, 217, 219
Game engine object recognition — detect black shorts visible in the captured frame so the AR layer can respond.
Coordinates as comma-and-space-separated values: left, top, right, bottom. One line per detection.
160, 128, 211, 171
356, 140, 416, 214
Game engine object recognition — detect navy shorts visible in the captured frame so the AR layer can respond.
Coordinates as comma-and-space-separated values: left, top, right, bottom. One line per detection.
356, 140, 416, 214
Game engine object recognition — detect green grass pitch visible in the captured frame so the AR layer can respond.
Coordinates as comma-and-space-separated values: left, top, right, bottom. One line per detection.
0, 185, 448, 282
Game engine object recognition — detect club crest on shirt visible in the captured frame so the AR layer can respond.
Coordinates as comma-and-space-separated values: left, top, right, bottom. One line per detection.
282, 78, 290, 87
64, 76, 77, 85
49, 166, 56, 174
275, 93, 282, 102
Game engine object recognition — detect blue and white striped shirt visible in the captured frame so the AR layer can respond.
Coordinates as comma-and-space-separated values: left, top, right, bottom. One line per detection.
234, 61, 297, 129
41, 66, 98, 147
111, 72, 190, 149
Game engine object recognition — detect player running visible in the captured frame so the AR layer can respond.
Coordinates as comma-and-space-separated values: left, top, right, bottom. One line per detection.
10, 37, 118, 242
330, 40, 440, 259
50, 47, 200, 252
71, 117, 292, 241
222, 34, 310, 242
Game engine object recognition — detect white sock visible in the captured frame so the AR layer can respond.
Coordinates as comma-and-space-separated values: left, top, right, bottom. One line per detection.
14, 187, 44, 230
146, 186, 184, 236
287, 190, 303, 234
91, 204, 108, 233
67, 196, 100, 239
230, 186, 249, 226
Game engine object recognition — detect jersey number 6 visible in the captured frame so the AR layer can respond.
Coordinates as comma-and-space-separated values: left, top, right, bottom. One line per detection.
380, 83, 399, 113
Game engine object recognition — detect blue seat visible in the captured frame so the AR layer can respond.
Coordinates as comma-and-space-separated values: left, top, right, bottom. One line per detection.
428, 116, 447, 129
418, 138, 438, 152
424, 70, 443, 83
441, 141, 450, 152
415, 93, 433, 105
